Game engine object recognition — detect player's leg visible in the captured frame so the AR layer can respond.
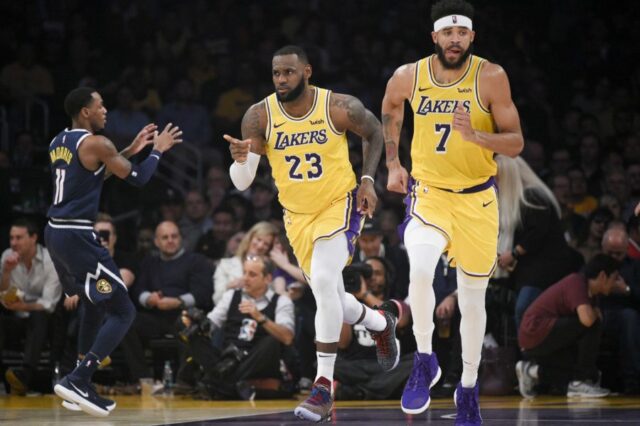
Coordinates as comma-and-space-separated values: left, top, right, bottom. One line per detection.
452, 187, 497, 425
401, 219, 448, 414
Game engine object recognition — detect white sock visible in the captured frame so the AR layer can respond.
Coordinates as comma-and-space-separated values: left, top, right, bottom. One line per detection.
360, 304, 386, 331
458, 275, 488, 388
405, 220, 447, 354
316, 352, 337, 382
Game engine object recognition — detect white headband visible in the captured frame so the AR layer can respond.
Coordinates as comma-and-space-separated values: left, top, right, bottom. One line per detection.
433, 15, 473, 32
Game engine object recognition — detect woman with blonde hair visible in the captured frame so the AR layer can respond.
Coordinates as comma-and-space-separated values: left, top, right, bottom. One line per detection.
496, 156, 583, 330
212, 221, 278, 304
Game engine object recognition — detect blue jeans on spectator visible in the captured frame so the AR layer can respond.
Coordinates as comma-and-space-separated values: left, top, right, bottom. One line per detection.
515, 286, 543, 331
603, 307, 640, 390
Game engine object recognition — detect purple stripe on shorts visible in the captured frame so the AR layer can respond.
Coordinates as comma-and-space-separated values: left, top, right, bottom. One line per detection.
397, 177, 417, 244
344, 188, 365, 257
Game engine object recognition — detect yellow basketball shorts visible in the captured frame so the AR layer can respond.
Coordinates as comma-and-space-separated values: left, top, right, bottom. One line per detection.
283, 189, 364, 277
400, 177, 499, 277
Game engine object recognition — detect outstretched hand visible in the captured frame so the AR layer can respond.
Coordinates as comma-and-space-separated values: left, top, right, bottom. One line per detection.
129, 123, 158, 156
357, 180, 377, 218
153, 123, 183, 153
223, 134, 251, 163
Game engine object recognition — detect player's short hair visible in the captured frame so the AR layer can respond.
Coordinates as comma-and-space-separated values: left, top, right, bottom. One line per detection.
273, 45, 309, 64
64, 87, 96, 119
12, 218, 38, 237
583, 253, 620, 280
431, 0, 475, 22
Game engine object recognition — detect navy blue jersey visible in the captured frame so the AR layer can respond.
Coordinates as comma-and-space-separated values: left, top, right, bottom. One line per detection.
47, 128, 105, 220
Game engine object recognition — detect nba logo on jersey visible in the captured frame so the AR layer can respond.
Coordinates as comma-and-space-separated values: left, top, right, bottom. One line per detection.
238, 318, 257, 342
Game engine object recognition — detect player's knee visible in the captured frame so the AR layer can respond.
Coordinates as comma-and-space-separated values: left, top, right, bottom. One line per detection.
409, 262, 435, 286
309, 269, 338, 295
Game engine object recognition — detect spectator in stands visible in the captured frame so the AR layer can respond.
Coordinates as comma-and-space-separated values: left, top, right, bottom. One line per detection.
353, 219, 410, 300
196, 205, 239, 264
103, 85, 151, 150
213, 222, 278, 304
159, 188, 184, 223
250, 179, 277, 223
572, 207, 613, 263
550, 173, 585, 243
577, 133, 603, 197
604, 169, 633, 220
334, 263, 411, 400
177, 255, 294, 399
0, 218, 62, 394
205, 164, 231, 212
548, 148, 573, 177
568, 168, 598, 217
157, 78, 211, 149
599, 194, 622, 221
120, 221, 213, 383
600, 228, 640, 394
0, 42, 54, 103
496, 156, 584, 330
179, 190, 212, 252
94, 213, 137, 287
516, 254, 619, 398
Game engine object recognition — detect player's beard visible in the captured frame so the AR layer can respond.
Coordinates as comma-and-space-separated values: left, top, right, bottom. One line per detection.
276, 78, 306, 103
435, 43, 473, 70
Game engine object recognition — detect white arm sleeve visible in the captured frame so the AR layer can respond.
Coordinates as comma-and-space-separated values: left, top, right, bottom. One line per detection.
229, 152, 260, 191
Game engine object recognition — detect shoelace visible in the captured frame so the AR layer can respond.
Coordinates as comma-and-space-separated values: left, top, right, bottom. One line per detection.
371, 314, 391, 355
458, 389, 480, 421
406, 359, 429, 390
307, 384, 331, 406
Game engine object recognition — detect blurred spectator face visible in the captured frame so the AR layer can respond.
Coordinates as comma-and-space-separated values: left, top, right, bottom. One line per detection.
137, 228, 155, 253
94, 221, 117, 253
601, 151, 623, 175
9, 225, 37, 259
207, 166, 230, 192
365, 258, 387, 297
379, 209, 400, 243
248, 232, 274, 256
0, 151, 9, 168
552, 175, 571, 206
627, 164, 640, 194
568, 169, 588, 198
550, 149, 572, 175
154, 221, 182, 257
522, 142, 545, 175
184, 190, 208, 221
226, 231, 245, 257
562, 109, 581, 135
358, 233, 383, 258
175, 79, 194, 103
579, 134, 600, 163
613, 110, 633, 137
623, 135, 640, 163
605, 171, 629, 201
602, 229, 628, 262
212, 210, 236, 241
116, 86, 134, 110
432, 26, 474, 70
589, 213, 610, 241
599, 194, 621, 219
251, 186, 274, 209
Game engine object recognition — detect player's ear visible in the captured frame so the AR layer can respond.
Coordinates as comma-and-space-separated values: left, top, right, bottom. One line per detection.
304, 63, 312, 80
431, 31, 438, 44
470, 30, 475, 43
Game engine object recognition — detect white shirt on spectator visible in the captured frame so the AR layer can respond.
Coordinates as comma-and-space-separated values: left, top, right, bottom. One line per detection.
0, 244, 62, 313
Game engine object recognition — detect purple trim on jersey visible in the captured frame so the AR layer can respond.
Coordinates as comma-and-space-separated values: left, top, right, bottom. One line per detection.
397, 178, 417, 244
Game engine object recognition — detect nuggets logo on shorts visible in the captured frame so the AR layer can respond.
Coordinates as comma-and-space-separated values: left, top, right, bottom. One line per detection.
96, 279, 112, 294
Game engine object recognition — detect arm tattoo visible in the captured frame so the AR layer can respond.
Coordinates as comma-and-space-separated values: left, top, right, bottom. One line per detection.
241, 102, 267, 154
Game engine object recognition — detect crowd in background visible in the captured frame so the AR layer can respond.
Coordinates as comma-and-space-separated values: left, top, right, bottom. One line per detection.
1, 0, 640, 398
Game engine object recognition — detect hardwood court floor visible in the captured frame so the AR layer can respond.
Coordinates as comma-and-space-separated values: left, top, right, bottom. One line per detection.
1, 393, 639, 425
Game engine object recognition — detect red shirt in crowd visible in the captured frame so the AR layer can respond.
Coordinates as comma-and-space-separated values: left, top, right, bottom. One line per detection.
518, 272, 591, 350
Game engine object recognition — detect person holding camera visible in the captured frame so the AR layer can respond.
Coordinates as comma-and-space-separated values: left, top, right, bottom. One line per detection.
333, 262, 412, 400
177, 254, 294, 399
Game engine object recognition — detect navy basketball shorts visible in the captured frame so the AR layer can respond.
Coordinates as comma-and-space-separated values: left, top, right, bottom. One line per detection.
45, 223, 127, 304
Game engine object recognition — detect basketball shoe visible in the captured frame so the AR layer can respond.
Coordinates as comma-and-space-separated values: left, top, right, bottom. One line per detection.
401, 351, 442, 414
369, 299, 401, 371
454, 382, 482, 425
294, 376, 333, 422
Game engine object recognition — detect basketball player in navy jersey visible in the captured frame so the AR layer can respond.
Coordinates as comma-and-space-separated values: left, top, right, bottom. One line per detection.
45, 87, 182, 417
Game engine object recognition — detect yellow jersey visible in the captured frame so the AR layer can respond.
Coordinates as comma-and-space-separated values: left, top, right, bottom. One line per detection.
409, 54, 496, 190
265, 87, 356, 214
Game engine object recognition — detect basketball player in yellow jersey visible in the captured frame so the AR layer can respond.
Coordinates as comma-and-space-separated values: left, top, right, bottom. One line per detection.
382, 1, 524, 424
224, 45, 400, 423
